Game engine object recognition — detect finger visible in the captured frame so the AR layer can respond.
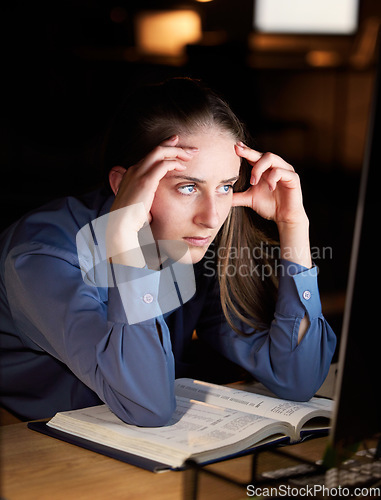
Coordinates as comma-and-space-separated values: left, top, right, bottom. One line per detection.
262, 166, 300, 192
232, 191, 252, 208
160, 135, 199, 158
141, 145, 196, 174
158, 145, 197, 161
235, 142, 262, 163
160, 135, 180, 147
143, 159, 188, 187
249, 152, 294, 185
235, 143, 294, 171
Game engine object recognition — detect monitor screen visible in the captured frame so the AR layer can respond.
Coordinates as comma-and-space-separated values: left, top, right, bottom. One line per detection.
254, 0, 360, 35
330, 32, 381, 447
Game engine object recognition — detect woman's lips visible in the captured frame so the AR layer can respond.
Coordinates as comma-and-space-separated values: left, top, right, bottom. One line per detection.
183, 236, 211, 247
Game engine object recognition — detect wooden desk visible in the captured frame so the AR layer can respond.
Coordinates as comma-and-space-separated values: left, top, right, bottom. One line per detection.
1, 422, 329, 500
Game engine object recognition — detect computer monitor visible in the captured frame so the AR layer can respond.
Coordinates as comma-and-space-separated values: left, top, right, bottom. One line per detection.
253, 0, 360, 35
329, 32, 381, 449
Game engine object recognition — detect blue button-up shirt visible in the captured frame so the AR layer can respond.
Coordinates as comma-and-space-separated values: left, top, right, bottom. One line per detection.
0, 189, 336, 425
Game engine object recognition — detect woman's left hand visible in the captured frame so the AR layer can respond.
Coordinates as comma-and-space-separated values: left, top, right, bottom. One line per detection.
232, 142, 307, 225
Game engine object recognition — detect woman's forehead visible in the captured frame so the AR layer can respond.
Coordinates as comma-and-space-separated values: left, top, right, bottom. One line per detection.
166, 136, 241, 183
177, 127, 237, 148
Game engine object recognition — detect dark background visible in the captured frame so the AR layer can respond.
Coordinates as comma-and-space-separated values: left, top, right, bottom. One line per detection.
2, 0, 380, 343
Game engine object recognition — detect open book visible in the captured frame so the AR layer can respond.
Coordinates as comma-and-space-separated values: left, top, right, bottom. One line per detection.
29, 378, 333, 472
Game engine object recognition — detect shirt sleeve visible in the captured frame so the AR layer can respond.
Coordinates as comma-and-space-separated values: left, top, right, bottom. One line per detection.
4, 242, 176, 426
196, 260, 337, 401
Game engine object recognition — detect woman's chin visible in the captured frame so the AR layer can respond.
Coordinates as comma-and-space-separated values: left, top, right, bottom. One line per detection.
174, 248, 206, 265
155, 239, 210, 265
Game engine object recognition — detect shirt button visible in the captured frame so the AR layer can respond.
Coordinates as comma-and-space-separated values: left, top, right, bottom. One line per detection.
302, 290, 311, 301
142, 293, 154, 304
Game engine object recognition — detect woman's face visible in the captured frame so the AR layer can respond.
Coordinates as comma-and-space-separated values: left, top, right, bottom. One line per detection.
150, 128, 241, 264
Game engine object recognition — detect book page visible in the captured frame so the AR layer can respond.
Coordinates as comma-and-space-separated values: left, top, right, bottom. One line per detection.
175, 379, 333, 435
48, 398, 290, 468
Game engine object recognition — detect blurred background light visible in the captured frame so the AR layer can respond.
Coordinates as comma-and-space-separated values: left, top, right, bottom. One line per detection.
254, 0, 359, 34
135, 10, 202, 57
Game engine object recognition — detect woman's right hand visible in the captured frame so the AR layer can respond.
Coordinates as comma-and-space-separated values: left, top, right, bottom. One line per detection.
106, 135, 197, 266
110, 135, 197, 230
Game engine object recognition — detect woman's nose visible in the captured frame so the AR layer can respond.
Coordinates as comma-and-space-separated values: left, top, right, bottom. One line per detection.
193, 196, 220, 229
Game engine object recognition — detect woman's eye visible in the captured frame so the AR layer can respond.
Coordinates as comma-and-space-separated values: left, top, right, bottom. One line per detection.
178, 184, 196, 195
177, 184, 234, 196
218, 185, 233, 194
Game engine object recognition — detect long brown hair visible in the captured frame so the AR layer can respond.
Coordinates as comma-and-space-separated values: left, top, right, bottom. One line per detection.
103, 77, 279, 334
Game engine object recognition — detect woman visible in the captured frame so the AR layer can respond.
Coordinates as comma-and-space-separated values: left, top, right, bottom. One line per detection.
0, 78, 336, 425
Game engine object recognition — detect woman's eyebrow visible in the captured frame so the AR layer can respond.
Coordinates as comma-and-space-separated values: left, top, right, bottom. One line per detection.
171, 175, 239, 184
171, 175, 206, 183
222, 176, 239, 183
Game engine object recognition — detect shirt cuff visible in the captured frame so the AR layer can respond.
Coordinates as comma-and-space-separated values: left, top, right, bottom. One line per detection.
275, 260, 322, 320
108, 264, 162, 325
